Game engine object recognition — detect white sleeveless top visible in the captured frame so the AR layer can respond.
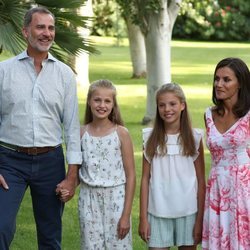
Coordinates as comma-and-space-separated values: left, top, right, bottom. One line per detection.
79, 129, 126, 187
143, 128, 203, 218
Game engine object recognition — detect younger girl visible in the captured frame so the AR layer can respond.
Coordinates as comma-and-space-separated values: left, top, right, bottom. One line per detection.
78, 79, 136, 250
139, 83, 206, 250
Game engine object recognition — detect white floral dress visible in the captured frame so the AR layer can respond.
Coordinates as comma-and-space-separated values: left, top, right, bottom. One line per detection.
202, 108, 250, 250
78, 129, 132, 250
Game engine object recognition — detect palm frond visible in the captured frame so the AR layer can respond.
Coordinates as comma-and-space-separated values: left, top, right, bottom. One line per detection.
0, 22, 26, 54
0, 0, 97, 71
55, 29, 97, 56
35, 0, 85, 9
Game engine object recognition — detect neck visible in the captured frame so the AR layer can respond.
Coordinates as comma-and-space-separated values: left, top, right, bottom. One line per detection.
27, 47, 49, 61
223, 98, 237, 114
27, 48, 48, 74
88, 119, 115, 136
91, 118, 113, 129
164, 124, 180, 135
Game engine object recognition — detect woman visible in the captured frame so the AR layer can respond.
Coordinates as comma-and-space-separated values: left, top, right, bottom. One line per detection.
202, 58, 250, 250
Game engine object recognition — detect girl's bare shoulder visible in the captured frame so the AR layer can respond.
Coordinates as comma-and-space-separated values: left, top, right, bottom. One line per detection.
116, 125, 130, 140
80, 125, 88, 137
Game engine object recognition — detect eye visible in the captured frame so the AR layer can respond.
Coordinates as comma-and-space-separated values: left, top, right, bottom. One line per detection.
105, 99, 112, 103
93, 98, 101, 102
214, 76, 219, 82
36, 25, 45, 29
169, 102, 177, 106
49, 26, 55, 31
223, 77, 231, 82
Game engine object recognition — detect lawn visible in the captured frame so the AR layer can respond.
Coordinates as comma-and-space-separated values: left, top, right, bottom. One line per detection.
2, 37, 250, 249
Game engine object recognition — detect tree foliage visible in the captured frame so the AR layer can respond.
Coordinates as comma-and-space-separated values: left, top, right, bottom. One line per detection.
92, 0, 250, 41
173, 0, 250, 41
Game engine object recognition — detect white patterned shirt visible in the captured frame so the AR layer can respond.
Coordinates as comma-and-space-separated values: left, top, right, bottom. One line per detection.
0, 51, 82, 164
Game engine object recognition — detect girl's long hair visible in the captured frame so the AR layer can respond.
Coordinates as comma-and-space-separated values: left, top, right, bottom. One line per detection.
145, 83, 196, 160
212, 57, 250, 117
84, 79, 124, 126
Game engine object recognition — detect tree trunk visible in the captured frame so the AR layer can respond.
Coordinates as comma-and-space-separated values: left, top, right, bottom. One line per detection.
75, 0, 93, 87
125, 18, 147, 78
142, 0, 181, 124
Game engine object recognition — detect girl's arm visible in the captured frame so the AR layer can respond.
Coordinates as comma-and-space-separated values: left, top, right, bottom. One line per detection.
193, 139, 206, 245
138, 155, 151, 243
59, 125, 86, 202
117, 126, 136, 240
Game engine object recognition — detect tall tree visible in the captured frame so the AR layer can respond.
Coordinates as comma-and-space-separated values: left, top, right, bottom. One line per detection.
117, 0, 146, 78
75, 0, 94, 86
135, 0, 182, 124
115, 0, 181, 123
0, 0, 96, 71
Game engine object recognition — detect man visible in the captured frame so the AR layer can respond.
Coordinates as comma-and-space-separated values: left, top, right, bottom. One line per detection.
0, 6, 82, 250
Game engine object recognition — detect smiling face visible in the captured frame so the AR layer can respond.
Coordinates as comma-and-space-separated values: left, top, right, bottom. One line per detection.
88, 87, 114, 121
22, 12, 55, 55
157, 92, 185, 129
214, 66, 240, 103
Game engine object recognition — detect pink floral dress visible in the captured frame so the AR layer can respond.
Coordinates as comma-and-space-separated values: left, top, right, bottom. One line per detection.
202, 108, 250, 250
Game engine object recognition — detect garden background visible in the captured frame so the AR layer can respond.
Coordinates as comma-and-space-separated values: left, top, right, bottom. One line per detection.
1, 36, 249, 249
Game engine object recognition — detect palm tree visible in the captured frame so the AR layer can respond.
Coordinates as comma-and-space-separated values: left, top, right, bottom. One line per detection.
0, 0, 96, 70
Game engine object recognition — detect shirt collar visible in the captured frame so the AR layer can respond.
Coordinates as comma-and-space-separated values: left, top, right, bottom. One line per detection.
17, 50, 57, 62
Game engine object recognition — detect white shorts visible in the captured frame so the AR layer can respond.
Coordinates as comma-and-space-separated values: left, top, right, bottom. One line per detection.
148, 213, 196, 248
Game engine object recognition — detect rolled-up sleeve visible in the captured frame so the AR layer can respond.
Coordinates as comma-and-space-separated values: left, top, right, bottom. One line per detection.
63, 72, 82, 165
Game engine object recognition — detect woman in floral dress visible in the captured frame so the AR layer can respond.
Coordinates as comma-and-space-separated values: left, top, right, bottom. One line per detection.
202, 58, 250, 250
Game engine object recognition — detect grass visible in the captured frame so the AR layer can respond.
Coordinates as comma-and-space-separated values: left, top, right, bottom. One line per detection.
2, 37, 250, 249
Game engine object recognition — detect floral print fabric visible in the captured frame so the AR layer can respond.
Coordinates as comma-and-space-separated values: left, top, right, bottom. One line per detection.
79, 130, 126, 187
78, 183, 132, 250
202, 108, 250, 250
78, 130, 132, 249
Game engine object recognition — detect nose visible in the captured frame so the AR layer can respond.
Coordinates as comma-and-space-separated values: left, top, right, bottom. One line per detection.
164, 104, 170, 111
99, 101, 105, 107
43, 29, 50, 36
215, 79, 222, 87
43, 27, 52, 37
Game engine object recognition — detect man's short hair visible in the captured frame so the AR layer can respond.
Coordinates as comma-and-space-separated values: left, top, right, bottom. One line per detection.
24, 6, 55, 27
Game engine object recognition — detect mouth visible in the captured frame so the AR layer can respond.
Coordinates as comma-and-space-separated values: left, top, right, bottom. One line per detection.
164, 113, 174, 118
39, 38, 52, 45
215, 90, 224, 95
96, 109, 107, 114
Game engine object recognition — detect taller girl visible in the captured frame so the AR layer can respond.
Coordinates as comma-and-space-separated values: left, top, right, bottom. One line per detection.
78, 79, 136, 250
139, 83, 206, 250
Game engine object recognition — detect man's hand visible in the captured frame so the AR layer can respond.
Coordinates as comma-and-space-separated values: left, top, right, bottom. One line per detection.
55, 164, 79, 202
0, 174, 9, 190
56, 179, 76, 202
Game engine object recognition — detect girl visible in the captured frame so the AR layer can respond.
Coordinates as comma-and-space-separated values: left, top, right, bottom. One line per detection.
78, 79, 136, 250
139, 83, 206, 250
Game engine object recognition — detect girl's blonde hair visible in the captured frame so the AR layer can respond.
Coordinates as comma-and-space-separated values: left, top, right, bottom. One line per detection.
145, 83, 196, 160
84, 79, 124, 126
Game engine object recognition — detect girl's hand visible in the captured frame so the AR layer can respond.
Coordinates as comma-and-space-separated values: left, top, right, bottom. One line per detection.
58, 189, 70, 203
193, 219, 202, 245
138, 217, 150, 243
117, 215, 130, 240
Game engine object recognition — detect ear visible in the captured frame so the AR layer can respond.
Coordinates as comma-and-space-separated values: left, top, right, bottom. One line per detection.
22, 27, 28, 39
180, 102, 186, 112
